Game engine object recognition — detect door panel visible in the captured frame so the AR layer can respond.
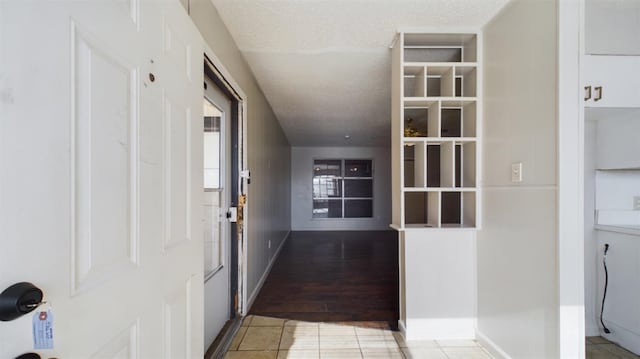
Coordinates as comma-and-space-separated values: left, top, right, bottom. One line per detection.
203, 77, 233, 349
0, 1, 204, 357
163, 278, 193, 359
163, 95, 191, 249
72, 22, 139, 293
91, 323, 139, 358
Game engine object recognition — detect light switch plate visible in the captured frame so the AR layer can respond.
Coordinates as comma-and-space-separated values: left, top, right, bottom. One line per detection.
634, 196, 640, 210
511, 162, 523, 183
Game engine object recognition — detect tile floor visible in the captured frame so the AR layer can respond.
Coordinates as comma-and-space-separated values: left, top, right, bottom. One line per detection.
225, 315, 493, 359
586, 336, 640, 359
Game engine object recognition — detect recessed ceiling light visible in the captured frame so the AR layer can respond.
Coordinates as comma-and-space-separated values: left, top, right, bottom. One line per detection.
344, 135, 351, 140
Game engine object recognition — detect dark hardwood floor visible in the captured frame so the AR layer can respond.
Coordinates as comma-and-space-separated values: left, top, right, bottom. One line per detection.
249, 230, 399, 328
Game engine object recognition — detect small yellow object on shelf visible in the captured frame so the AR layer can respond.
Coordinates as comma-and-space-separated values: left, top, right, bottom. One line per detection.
404, 118, 424, 137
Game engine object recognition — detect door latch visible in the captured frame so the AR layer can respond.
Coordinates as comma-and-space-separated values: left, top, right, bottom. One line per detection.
226, 207, 238, 222
241, 170, 251, 184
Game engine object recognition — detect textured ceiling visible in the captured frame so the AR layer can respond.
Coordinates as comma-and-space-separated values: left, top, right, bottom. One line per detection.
211, 0, 510, 146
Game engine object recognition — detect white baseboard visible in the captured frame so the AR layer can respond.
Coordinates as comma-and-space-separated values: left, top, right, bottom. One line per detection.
398, 320, 407, 338
586, 324, 600, 337
245, 231, 290, 313
403, 318, 475, 341
476, 330, 512, 359
602, 321, 640, 355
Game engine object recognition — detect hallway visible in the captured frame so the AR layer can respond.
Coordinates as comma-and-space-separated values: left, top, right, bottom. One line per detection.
224, 315, 493, 359
250, 231, 399, 328
223, 231, 496, 358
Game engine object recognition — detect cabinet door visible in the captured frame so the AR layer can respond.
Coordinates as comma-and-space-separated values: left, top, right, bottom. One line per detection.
583, 55, 640, 108
585, 0, 640, 55
589, 108, 640, 169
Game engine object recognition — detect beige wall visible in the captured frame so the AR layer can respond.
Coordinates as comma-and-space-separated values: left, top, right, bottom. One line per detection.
478, 0, 559, 357
189, 0, 292, 306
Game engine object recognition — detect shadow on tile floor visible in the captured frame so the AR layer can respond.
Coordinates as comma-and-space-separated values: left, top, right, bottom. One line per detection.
225, 315, 493, 359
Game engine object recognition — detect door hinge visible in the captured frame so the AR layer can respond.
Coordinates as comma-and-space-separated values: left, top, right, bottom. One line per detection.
234, 292, 239, 313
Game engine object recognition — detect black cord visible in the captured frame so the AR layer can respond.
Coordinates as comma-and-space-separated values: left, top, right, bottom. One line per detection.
600, 243, 611, 334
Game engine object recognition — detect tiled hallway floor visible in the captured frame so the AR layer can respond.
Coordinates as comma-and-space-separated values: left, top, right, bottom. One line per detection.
586, 336, 640, 359
225, 315, 493, 359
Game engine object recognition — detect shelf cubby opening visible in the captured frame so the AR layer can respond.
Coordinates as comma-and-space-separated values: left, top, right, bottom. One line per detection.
441, 192, 462, 225
439, 141, 455, 188
403, 143, 426, 187
426, 66, 454, 97
404, 47, 462, 63
404, 108, 429, 137
403, 33, 477, 62
455, 66, 477, 97
462, 102, 477, 137
404, 103, 440, 137
455, 77, 462, 97
438, 101, 476, 137
427, 77, 441, 97
404, 191, 440, 227
462, 192, 476, 227
441, 108, 462, 137
452, 141, 477, 188
422, 141, 456, 188
461, 142, 476, 187
403, 66, 425, 97
455, 144, 462, 187
426, 144, 440, 187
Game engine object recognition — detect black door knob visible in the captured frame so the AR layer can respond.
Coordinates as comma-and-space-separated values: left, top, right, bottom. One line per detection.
16, 353, 41, 359
0, 282, 44, 321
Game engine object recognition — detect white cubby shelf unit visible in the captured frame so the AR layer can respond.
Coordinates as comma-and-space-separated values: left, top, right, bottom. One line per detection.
392, 32, 481, 229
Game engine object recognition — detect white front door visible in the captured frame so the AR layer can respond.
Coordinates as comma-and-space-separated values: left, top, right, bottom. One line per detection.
202, 77, 233, 348
0, 1, 205, 357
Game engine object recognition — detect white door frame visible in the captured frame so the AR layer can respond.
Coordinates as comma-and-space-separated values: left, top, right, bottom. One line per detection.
558, 0, 586, 357
202, 43, 250, 316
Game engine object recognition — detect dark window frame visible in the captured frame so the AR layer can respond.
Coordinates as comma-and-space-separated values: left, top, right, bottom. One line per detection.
312, 159, 374, 219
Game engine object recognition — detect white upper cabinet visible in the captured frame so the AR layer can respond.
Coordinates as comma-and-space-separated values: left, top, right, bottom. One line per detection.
585, 0, 640, 55
583, 55, 640, 108
583, 0, 640, 108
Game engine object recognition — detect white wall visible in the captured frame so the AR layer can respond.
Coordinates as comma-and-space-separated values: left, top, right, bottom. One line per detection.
593, 109, 640, 170
596, 229, 640, 355
478, 0, 559, 357
291, 146, 391, 231
400, 230, 476, 340
189, 0, 292, 308
596, 170, 640, 213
